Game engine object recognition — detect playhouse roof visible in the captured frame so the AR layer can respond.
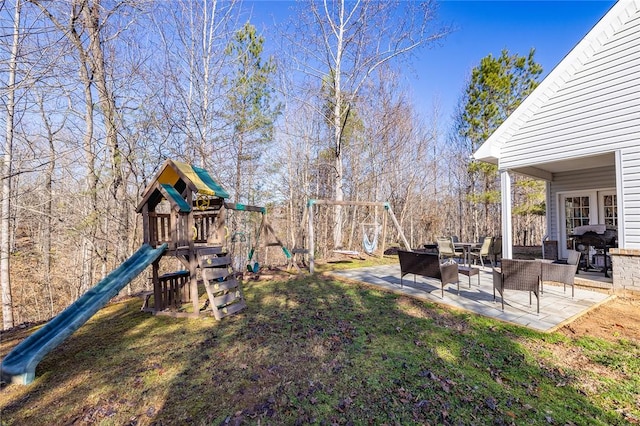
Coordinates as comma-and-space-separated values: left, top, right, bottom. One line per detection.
159, 160, 229, 198
136, 160, 230, 213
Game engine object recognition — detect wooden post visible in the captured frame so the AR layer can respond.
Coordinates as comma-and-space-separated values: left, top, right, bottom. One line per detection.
249, 213, 267, 265
142, 204, 150, 245
308, 201, 315, 274
170, 211, 178, 249
152, 259, 161, 312
259, 214, 269, 266
187, 188, 199, 314
385, 203, 410, 250
208, 207, 227, 246
381, 210, 387, 257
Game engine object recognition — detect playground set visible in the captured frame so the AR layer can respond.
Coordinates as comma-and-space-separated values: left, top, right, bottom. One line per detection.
135, 159, 296, 319
0, 159, 294, 384
294, 199, 411, 273
1, 158, 411, 385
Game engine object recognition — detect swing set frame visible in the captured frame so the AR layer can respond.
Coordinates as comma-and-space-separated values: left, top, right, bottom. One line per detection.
225, 202, 299, 273
302, 199, 411, 273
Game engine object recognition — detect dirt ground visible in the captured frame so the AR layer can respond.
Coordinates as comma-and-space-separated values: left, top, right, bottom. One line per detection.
559, 291, 640, 342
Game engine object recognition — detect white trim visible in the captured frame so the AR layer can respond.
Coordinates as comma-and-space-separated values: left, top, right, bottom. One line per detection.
615, 149, 625, 247
559, 191, 597, 255
557, 188, 617, 257
501, 170, 513, 259
545, 181, 552, 239
511, 166, 553, 181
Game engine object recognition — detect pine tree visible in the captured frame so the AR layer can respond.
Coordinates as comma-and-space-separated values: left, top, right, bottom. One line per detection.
458, 49, 543, 240
225, 22, 280, 204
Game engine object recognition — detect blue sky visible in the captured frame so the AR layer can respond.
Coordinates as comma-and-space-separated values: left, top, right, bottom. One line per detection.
414, 1, 616, 122
250, 1, 616, 126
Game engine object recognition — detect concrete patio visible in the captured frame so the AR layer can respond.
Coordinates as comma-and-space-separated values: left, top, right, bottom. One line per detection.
329, 264, 614, 332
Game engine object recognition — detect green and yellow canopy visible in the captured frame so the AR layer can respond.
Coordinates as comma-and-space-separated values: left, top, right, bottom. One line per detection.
156, 160, 229, 198
136, 159, 230, 213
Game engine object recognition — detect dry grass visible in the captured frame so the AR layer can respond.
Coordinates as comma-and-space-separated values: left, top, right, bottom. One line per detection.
1, 272, 638, 425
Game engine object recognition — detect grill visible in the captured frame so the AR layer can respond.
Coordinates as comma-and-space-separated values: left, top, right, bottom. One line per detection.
570, 226, 617, 277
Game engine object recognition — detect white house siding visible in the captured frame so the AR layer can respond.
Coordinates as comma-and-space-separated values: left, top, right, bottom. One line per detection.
621, 145, 640, 247
498, 6, 640, 171
548, 166, 616, 242
473, 2, 640, 290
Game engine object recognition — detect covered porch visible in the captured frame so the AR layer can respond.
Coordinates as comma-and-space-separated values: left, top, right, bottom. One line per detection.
494, 153, 620, 275
478, 133, 640, 293
471, 2, 640, 294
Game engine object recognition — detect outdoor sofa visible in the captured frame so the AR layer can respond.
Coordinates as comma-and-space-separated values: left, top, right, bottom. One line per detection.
397, 250, 460, 298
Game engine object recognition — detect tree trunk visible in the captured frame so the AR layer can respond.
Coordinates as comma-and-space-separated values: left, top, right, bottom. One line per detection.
39, 96, 56, 318
84, 1, 128, 266
234, 133, 244, 203
78, 41, 97, 294
332, 91, 344, 248
1, 0, 21, 330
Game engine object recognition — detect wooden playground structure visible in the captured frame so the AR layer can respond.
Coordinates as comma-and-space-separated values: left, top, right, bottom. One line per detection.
136, 159, 294, 319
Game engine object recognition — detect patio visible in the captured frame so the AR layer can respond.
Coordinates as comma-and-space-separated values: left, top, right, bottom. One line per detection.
329, 264, 614, 332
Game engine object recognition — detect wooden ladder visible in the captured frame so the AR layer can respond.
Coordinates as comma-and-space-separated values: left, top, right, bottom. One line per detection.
197, 246, 246, 320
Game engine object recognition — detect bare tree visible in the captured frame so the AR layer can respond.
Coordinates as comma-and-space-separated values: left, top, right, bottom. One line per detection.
286, 0, 449, 249
1, 0, 22, 330
30, 0, 151, 288
149, 0, 239, 183
30, 0, 101, 292
361, 69, 438, 246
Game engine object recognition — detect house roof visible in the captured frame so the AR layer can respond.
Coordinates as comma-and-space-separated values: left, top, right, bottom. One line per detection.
136, 160, 230, 213
473, 1, 636, 176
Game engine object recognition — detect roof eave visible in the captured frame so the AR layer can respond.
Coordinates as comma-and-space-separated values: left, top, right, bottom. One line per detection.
473, 141, 500, 165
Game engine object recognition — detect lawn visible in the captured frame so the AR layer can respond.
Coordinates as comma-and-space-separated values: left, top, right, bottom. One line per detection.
1, 268, 638, 425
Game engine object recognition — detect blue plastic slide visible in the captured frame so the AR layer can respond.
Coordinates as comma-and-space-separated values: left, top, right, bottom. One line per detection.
1, 243, 167, 385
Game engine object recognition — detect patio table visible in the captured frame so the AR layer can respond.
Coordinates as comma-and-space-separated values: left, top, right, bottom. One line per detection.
454, 242, 480, 267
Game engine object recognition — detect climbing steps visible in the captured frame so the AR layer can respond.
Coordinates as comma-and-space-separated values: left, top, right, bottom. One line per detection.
197, 246, 246, 320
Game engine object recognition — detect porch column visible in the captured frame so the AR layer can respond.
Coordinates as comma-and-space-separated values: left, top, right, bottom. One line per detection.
500, 169, 513, 259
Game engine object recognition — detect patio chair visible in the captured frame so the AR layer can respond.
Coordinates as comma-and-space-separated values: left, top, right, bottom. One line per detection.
436, 237, 463, 262
493, 259, 541, 313
489, 237, 502, 266
541, 249, 581, 297
470, 236, 493, 267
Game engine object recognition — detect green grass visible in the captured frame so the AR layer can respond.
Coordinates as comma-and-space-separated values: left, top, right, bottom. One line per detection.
313, 253, 400, 273
1, 272, 638, 425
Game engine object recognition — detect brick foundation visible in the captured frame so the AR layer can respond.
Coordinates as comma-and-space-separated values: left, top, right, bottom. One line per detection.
609, 248, 640, 293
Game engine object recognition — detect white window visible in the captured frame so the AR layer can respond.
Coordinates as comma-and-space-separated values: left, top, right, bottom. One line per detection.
598, 191, 617, 228
562, 194, 594, 251
559, 189, 617, 257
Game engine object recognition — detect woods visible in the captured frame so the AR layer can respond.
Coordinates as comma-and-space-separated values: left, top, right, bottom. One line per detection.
0, 0, 546, 328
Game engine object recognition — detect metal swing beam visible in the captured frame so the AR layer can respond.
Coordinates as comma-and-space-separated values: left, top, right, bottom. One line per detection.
306, 199, 411, 274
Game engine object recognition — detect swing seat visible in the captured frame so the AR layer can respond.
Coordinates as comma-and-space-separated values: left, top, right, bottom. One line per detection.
247, 262, 259, 273
332, 250, 365, 262
333, 249, 362, 257
362, 223, 381, 254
